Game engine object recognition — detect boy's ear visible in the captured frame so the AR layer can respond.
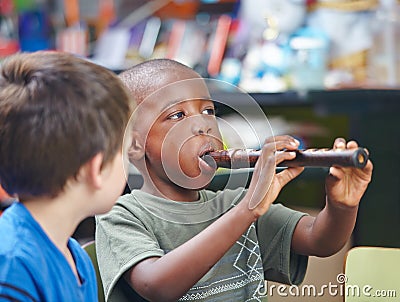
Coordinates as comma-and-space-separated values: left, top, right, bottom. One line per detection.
80, 153, 104, 189
128, 131, 145, 162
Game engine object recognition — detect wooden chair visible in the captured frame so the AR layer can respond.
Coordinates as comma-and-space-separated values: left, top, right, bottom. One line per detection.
82, 240, 105, 302
343, 246, 400, 302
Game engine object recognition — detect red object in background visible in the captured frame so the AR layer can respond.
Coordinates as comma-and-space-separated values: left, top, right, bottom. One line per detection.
0, 37, 19, 57
306, 0, 317, 6
207, 14, 232, 77
0, 0, 20, 57
155, 1, 200, 20
0, 185, 11, 215
0, 185, 9, 201
0, 0, 13, 15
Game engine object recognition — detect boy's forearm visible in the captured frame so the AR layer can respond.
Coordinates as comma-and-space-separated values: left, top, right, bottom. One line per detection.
127, 200, 257, 301
292, 199, 358, 257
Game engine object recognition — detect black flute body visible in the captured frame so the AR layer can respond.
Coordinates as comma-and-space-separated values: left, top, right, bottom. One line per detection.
201, 148, 369, 169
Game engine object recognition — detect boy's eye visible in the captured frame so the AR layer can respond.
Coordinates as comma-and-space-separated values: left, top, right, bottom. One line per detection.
202, 108, 215, 116
168, 111, 185, 120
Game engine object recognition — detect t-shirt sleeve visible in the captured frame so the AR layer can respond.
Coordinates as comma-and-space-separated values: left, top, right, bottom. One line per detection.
256, 203, 308, 285
95, 198, 164, 301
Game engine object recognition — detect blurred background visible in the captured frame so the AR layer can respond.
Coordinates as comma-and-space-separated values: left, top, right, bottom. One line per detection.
0, 1, 399, 300
1, 0, 400, 90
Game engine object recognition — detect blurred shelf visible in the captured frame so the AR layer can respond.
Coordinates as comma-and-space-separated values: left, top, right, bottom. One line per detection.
211, 90, 311, 109
212, 88, 400, 110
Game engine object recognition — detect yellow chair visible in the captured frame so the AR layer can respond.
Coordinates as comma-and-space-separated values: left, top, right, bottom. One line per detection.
343, 246, 400, 302
82, 240, 105, 302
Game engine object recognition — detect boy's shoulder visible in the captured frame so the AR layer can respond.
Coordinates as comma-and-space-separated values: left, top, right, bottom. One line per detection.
0, 204, 51, 287
0, 203, 83, 259
0, 203, 33, 254
96, 190, 148, 222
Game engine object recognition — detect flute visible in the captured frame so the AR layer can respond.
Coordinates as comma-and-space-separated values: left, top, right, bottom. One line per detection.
201, 147, 369, 169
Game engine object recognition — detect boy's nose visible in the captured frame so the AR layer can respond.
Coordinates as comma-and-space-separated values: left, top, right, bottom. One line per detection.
191, 118, 211, 135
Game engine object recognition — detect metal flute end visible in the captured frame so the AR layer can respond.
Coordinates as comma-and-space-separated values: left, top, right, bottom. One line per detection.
353, 148, 369, 168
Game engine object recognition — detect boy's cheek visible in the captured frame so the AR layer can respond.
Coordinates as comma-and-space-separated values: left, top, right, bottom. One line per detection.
162, 125, 192, 148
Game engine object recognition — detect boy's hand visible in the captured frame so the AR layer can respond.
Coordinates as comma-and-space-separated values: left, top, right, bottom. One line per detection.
243, 135, 304, 219
325, 138, 373, 208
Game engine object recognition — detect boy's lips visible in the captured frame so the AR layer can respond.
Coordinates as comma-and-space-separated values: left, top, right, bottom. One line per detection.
198, 146, 214, 157
198, 141, 217, 156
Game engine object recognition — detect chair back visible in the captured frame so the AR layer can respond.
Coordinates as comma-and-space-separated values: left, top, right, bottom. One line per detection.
83, 240, 105, 302
343, 246, 400, 302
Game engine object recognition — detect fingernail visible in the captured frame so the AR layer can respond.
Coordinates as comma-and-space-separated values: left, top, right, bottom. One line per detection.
291, 140, 299, 146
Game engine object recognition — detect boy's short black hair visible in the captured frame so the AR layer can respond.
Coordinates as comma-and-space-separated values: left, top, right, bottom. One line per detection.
0, 51, 132, 200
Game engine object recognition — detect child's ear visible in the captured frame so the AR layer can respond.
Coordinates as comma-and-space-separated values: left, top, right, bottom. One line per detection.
80, 153, 104, 189
128, 131, 145, 162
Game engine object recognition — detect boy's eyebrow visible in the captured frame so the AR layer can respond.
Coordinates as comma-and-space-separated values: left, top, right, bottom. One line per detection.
159, 97, 214, 112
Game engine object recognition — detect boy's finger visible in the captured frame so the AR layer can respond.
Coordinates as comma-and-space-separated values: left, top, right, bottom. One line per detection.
264, 135, 299, 147
276, 167, 304, 187
333, 137, 346, 149
275, 151, 296, 164
268, 139, 299, 152
346, 140, 359, 149
328, 166, 344, 180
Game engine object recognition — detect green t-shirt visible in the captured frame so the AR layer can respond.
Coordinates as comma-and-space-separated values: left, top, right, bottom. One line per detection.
96, 187, 308, 301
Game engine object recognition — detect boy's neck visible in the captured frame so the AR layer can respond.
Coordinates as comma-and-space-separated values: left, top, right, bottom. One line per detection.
141, 181, 200, 202
24, 197, 84, 283
22, 193, 88, 250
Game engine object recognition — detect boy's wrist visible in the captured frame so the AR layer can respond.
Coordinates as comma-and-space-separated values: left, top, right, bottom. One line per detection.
235, 198, 259, 223
325, 196, 360, 212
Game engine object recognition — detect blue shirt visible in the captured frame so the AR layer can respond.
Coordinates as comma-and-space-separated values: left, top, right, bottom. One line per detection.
0, 202, 98, 302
